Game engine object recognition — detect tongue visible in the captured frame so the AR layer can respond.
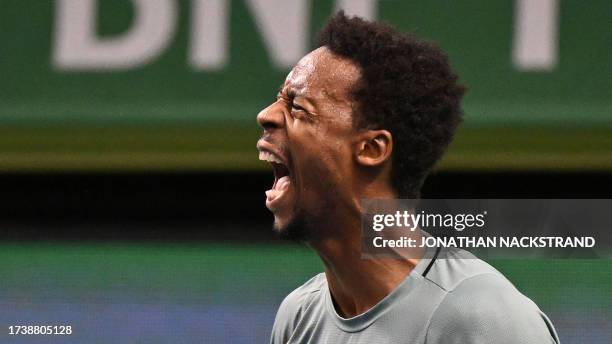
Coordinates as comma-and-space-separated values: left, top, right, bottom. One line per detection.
275, 176, 290, 191
265, 176, 290, 202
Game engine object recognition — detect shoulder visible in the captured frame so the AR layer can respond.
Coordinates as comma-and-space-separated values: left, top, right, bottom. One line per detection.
275, 272, 326, 320
270, 273, 326, 344
424, 256, 559, 343
422, 248, 504, 292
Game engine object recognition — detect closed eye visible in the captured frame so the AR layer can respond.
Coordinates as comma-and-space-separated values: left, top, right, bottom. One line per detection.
291, 103, 305, 112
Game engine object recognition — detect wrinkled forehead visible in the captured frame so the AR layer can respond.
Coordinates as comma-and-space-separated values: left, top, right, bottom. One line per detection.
284, 47, 361, 102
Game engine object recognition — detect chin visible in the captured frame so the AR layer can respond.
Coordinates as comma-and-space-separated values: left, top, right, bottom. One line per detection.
272, 217, 288, 233
273, 212, 309, 242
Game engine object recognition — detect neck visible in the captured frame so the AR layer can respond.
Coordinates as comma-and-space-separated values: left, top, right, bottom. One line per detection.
308, 188, 423, 318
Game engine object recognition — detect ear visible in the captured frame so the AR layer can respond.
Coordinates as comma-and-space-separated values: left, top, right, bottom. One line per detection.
354, 130, 393, 167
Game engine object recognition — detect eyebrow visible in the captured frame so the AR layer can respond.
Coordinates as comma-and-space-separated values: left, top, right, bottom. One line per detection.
278, 84, 297, 98
277, 83, 318, 111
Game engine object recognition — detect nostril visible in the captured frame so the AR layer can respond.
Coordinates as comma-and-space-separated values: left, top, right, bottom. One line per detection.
256, 106, 284, 130
261, 123, 278, 131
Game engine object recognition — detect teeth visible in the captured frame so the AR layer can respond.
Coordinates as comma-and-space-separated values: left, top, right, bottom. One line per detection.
258, 150, 283, 164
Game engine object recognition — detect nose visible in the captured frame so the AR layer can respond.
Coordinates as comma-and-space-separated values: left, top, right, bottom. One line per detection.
257, 102, 285, 131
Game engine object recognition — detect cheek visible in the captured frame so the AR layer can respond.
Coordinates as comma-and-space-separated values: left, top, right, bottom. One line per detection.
318, 121, 355, 171
291, 125, 353, 187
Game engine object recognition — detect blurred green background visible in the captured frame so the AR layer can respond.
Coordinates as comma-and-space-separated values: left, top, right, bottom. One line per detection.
1, 243, 610, 343
1, 0, 611, 171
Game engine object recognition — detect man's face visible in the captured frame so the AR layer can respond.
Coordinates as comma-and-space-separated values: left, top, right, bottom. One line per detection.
256, 47, 361, 240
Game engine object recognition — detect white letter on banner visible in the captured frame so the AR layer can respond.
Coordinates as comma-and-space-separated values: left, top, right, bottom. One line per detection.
334, 0, 378, 20
190, 0, 229, 71
513, 0, 559, 71
53, 0, 176, 70
245, 0, 311, 69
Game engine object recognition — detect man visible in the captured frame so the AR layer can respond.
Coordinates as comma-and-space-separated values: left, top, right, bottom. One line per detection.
257, 12, 560, 344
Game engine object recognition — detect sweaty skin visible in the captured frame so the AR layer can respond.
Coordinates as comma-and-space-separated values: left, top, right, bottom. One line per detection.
257, 47, 422, 318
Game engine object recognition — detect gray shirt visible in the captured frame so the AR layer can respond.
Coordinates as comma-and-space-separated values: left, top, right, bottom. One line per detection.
270, 248, 560, 343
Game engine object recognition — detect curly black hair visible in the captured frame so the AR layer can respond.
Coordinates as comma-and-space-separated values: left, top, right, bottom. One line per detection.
318, 12, 465, 198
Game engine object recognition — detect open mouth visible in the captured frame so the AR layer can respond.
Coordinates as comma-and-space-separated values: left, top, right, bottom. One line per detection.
259, 150, 292, 209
